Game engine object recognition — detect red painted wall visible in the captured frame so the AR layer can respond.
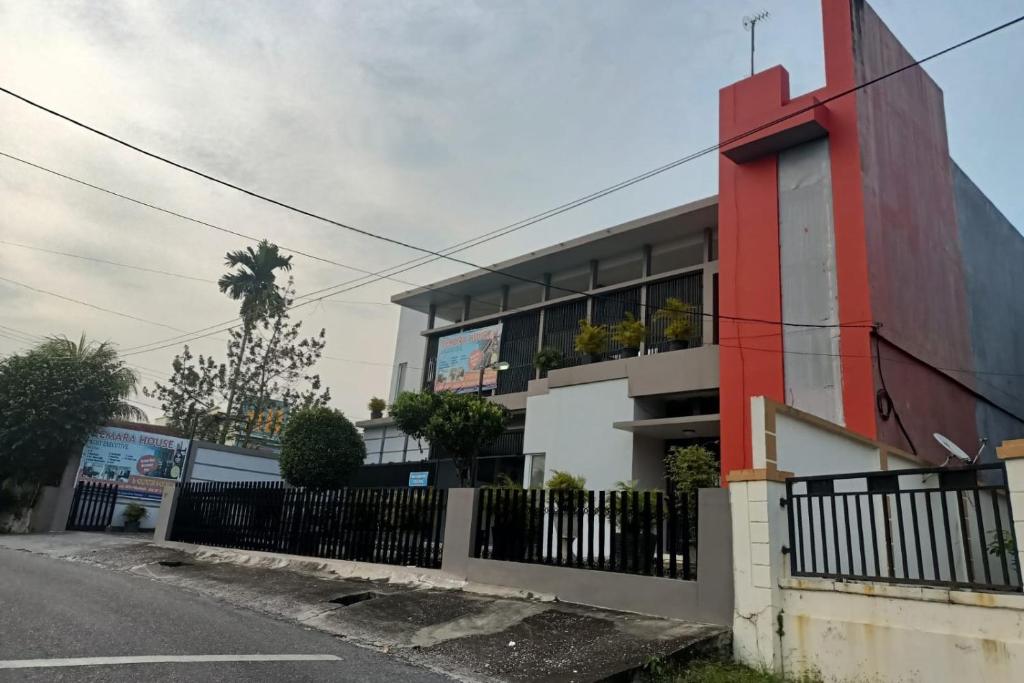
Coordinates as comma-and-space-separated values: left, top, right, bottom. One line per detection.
850, 0, 978, 459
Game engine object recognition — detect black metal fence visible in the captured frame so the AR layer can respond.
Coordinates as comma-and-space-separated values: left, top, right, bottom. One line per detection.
170, 482, 448, 569
786, 464, 1022, 592
473, 484, 695, 580
66, 481, 119, 531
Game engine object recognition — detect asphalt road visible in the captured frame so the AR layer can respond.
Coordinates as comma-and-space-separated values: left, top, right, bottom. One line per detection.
0, 548, 450, 682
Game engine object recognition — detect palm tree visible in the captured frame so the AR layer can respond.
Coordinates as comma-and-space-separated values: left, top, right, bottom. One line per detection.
37, 334, 147, 422
217, 240, 293, 443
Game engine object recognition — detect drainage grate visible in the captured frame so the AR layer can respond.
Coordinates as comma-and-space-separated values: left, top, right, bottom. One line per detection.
158, 560, 190, 568
328, 591, 379, 606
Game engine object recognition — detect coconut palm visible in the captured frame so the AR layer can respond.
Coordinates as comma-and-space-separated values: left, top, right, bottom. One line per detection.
37, 334, 146, 422
217, 240, 293, 442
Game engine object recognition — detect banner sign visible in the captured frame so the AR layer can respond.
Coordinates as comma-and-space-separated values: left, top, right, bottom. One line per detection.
78, 427, 190, 502
240, 398, 288, 444
433, 323, 503, 394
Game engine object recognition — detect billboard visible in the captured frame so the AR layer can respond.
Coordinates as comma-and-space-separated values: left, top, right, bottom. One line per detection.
434, 323, 503, 394
240, 398, 288, 445
78, 426, 190, 502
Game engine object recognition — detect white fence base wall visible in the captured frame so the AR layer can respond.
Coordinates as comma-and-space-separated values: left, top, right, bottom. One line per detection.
731, 400, 1024, 681
777, 578, 1024, 681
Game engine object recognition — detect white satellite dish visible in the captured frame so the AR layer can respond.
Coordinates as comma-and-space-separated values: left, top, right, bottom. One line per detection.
933, 432, 975, 466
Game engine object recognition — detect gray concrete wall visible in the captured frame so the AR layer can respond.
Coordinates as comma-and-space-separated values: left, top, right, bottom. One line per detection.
952, 164, 1024, 452
778, 138, 843, 425
442, 487, 733, 625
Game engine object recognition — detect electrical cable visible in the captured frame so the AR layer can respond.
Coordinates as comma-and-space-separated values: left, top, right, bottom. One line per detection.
3, 13, 1021, 329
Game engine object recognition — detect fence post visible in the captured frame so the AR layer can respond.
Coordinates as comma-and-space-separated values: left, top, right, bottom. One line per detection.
153, 482, 181, 543
728, 465, 793, 674
440, 488, 479, 578
996, 440, 1024, 579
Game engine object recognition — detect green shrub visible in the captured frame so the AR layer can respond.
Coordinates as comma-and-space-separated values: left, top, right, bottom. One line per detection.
574, 320, 609, 356
546, 470, 586, 490
279, 407, 366, 488
612, 312, 646, 350
533, 347, 563, 373
653, 297, 694, 342
123, 503, 148, 523
367, 397, 387, 414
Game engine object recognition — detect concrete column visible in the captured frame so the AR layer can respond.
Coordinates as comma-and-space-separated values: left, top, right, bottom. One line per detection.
153, 482, 181, 543
461, 296, 472, 323
728, 468, 792, 672
500, 285, 510, 312
46, 455, 81, 532
440, 488, 479, 579
586, 260, 598, 322
997, 440, 1024, 574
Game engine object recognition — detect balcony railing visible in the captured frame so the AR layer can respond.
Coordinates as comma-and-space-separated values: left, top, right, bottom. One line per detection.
422, 272, 708, 396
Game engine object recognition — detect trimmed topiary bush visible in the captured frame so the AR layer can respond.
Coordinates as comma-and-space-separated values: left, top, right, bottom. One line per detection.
279, 407, 365, 489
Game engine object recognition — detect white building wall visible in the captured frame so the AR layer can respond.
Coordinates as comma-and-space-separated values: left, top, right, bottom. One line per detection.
523, 378, 635, 490
188, 445, 282, 483
389, 307, 431, 402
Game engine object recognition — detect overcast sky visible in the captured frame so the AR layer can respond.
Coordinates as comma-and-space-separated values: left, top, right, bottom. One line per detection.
1, 0, 1022, 422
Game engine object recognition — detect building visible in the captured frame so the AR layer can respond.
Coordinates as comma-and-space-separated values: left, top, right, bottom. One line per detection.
357, 0, 1024, 489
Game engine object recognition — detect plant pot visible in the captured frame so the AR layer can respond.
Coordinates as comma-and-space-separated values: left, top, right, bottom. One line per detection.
620, 346, 639, 358
124, 520, 141, 533
370, 410, 383, 419
667, 339, 688, 351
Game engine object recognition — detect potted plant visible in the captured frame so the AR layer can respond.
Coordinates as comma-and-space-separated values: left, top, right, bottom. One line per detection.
368, 397, 386, 420
611, 312, 646, 357
122, 503, 148, 532
533, 347, 563, 376
653, 298, 694, 351
546, 470, 587, 562
574, 319, 608, 363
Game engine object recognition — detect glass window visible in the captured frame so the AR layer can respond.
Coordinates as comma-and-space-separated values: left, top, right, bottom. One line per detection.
528, 453, 546, 489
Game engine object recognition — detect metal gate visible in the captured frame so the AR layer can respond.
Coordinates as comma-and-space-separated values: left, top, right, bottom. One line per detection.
66, 481, 119, 531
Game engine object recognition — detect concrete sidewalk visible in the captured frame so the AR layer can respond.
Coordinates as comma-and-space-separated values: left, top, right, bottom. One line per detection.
0, 533, 728, 682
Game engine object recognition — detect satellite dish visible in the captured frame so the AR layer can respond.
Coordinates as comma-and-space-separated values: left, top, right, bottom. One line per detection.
933, 432, 974, 466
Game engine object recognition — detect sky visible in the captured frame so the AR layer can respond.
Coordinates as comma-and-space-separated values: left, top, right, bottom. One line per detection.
1, 0, 1022, 423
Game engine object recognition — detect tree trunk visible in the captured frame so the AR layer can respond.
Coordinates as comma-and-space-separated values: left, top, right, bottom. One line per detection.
220, 322, 252, 444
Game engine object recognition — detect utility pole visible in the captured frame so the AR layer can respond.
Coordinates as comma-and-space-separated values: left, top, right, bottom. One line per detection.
743, 11, 770, 76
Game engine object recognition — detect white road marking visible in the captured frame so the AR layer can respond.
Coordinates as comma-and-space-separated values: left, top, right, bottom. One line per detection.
0, 654, 342, 669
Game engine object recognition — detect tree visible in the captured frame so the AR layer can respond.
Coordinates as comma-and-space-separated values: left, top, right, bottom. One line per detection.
225, 281, 330, 447
218, 239, 293, 442
391, 392, 509, 486
0, 335, 143, 504
143, 345, 226, 440
278, 407, 365, 488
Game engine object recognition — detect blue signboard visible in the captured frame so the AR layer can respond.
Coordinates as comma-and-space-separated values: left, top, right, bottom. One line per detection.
408, 471, 430, 488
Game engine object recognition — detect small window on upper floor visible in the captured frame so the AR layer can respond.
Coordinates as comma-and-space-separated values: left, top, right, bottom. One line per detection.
650, 238, 705, 275
595, 252, 643, 288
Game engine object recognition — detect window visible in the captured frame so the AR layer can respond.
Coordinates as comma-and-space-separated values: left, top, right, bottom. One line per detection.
528, 453, 546, 489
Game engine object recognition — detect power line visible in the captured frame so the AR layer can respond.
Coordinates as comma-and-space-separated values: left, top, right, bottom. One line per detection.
0, 274, 186, 331
3, 12, 1021, 331
0, 238, 215, 283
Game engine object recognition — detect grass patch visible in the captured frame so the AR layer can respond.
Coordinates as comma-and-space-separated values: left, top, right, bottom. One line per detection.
643, 659, 822, 683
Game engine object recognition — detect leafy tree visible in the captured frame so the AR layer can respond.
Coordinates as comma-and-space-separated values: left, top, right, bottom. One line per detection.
225, 281, 330, 447
664, 445, 719, 541
218, 239, 293, 442
0, 335, 143, 504
278, 407, 365, 488
420, 392, 509, 486
143, 345, 226, 440
390, 391, 440, 442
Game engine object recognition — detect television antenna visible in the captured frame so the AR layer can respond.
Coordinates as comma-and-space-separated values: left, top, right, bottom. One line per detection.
742, 11, 771, 76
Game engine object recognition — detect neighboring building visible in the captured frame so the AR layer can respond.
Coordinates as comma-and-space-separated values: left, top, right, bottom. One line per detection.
357, 0, 1024, 489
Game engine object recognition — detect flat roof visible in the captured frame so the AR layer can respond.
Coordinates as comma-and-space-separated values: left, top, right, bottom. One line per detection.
391, 195, 718, 313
